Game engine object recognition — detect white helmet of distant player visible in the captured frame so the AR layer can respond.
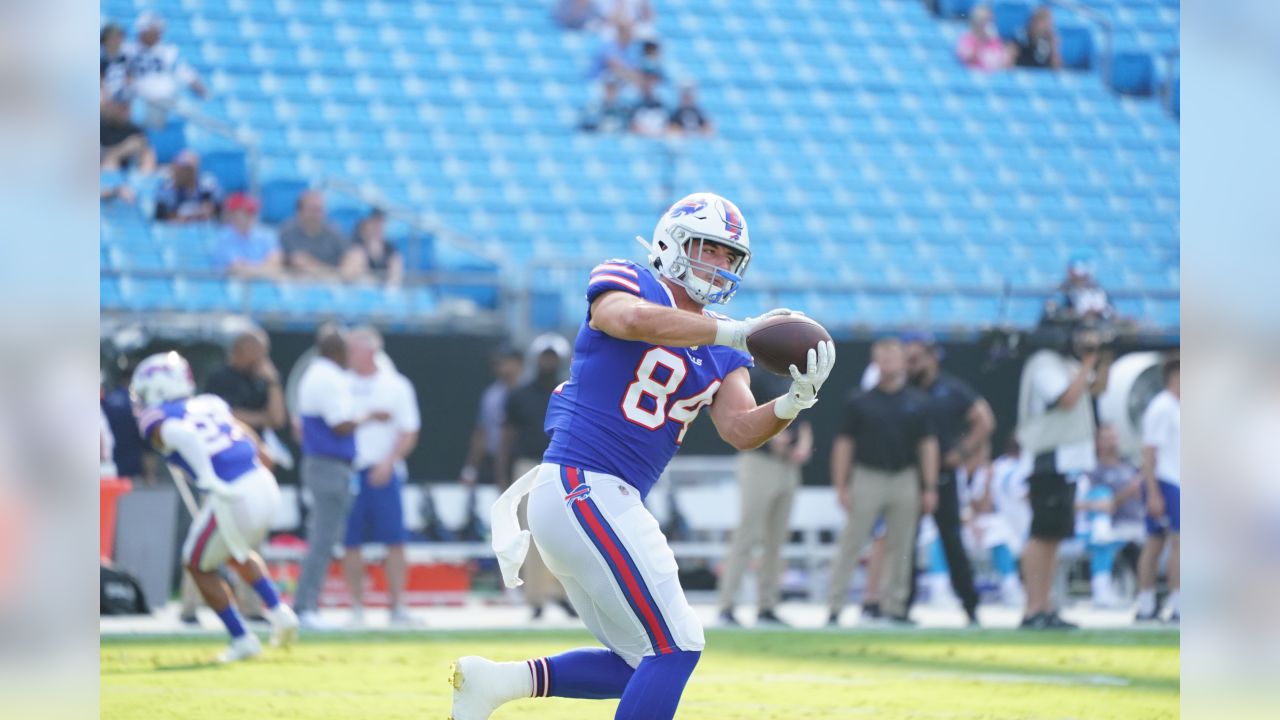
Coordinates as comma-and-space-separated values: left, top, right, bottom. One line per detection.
638, 192, 751, 305
129, 351, 195, 408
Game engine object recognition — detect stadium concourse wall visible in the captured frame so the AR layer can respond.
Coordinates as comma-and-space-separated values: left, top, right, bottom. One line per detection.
117, 327, 1177, 489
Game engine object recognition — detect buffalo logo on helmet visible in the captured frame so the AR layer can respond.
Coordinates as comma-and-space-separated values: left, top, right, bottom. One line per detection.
668, 198, 707, 218
716, 199, 744, 240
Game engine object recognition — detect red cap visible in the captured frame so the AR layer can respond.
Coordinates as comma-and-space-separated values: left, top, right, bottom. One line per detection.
225, 193, 260, 214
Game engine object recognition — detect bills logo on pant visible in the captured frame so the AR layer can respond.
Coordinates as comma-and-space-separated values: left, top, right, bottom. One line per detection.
564, 484, 593, 506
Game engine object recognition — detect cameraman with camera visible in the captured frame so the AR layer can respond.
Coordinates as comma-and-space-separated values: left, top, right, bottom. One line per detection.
1015, 323, 1113, 629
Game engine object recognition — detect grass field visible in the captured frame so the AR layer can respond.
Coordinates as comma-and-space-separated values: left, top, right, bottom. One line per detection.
101, 628, 1179, 719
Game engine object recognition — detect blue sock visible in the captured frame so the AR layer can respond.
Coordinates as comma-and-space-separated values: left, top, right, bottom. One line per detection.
1090, 541, 1120, 577
251, 577, 281, 610
215, 606, 247, 639
540, 647, 634, 699
991, 544, 1016, 578
616, 650, 701, 720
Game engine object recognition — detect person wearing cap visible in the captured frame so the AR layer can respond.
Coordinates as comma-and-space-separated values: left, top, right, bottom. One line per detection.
154, 149, 222, 223
218, 193, 282, 278
902, 331, 994, 626
1052, 255, 1114, 321
668, 82, 714, 137
125, 11, 207, 118
497, 334, 576, 620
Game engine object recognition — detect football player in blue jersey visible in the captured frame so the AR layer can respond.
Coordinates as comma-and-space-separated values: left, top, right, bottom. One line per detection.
451, 192, 835, 720
131, 351, 299, 662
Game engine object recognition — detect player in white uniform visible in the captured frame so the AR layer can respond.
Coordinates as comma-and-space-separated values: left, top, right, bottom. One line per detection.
131, 352, 298, 662
450, 193, 835, 719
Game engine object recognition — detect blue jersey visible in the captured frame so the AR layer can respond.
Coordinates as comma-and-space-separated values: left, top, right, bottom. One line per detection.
543, 259, 752, 498
136, 394, 259, 484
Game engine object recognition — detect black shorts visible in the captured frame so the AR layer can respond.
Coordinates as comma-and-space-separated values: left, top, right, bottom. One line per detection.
1028, 471, 1076, 540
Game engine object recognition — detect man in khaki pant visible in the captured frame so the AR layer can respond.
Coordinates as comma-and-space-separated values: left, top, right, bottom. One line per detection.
717, 366, 813, 627
499, 334, 576, 620
827, 339, 939, 626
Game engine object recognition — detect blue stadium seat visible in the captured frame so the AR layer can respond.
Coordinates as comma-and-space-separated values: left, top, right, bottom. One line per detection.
1058, 25, 1095, 69
1110, 51, 1156, 96
146, 118, 188, 165
260, 179, 309, 224
201, 150, 249, 193
992, 2, 1032, 41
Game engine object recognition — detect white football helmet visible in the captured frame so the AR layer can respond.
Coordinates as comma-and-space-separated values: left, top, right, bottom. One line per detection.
129, 351, 196, 408
637, 192, 751, 305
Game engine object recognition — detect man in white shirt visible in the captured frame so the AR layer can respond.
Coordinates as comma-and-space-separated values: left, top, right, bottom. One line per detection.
1136, 357, 1180, 622
1015, 326, 1112, 629
342, 327, 421, 627
124, 12, 208, 124
293, 329, 389, 629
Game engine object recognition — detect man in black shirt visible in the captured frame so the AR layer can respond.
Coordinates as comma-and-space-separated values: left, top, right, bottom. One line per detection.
669, 83, 714, 137
716, 365, 812, 627
204, 327, 286, 436
499, 334, 575, 620
827, 339, 939, 625
903, 332, 995, 625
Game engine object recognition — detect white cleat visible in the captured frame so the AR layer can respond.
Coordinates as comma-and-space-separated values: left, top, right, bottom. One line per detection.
298, 610, 337, 632
449, 656, 511, 720
269, 604, 300, 648
217, 633, 262, 664
388, 606, 422, 628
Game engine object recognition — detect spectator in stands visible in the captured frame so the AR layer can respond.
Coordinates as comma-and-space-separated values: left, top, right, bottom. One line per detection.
279, 191, 364, 280
637, 39, 663, 79
590, 20, 641, 88
629, 71, 668, 137
342, 327, 421, 628
554, 0, 603, 31
499, 334, 575, 621
1015, 323, 1112, 629
718, 364, 813, 627
669, 82, 714, 137
827, 339, 939, 627
459, 349, 524, 488
956, 4, 1012, 72
125, 12, 207, 125
351, 209, 404, 288
1077, 423, 1143, 608
100, 23, 130, 101
1014, 6, 1063, 70
154, 150, 222, 223
1051, 255, 1115, 321
578, 79, 631, 133
217, 193, 283, 278
597, 0, 655, 39
100, 76, 154, 173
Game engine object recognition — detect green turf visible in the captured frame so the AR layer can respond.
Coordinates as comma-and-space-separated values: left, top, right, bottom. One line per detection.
101, 628, 1179, 719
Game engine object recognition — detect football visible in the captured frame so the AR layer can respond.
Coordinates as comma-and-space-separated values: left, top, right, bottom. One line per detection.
746, 315, 833, 376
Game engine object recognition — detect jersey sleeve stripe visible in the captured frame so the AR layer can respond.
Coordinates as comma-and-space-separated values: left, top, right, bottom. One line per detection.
588, 273, 642, 294
592, 263, 638, 277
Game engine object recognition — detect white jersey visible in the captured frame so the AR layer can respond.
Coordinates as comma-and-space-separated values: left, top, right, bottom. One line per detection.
1142, 389, 1180, 485
349, 367, 421, 472
123, 40, 198, 103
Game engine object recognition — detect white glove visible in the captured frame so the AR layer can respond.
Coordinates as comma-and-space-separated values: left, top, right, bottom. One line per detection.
713, 308, 801, 353
774, 341, 836, 420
